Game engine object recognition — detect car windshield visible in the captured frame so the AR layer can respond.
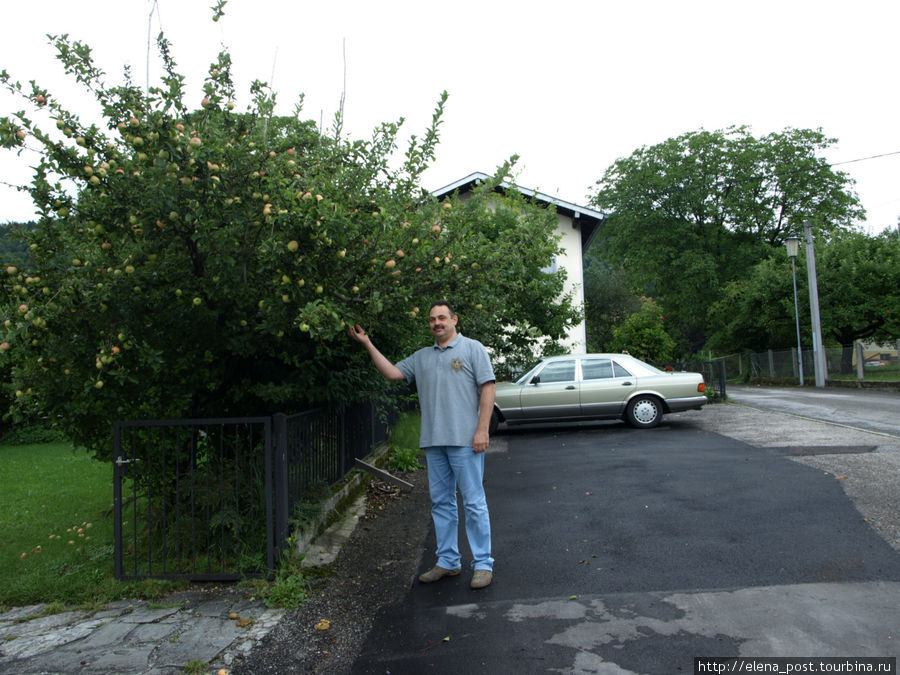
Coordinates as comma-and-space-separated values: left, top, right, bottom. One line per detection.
515, 361, 543, 384
606, 355, 666, 376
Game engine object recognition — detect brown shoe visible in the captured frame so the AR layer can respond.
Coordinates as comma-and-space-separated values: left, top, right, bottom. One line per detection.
470, 569, 493, 589
418, 565, 461, 583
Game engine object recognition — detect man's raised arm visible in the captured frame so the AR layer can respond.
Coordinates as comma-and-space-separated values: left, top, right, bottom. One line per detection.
348, 324, 406, 381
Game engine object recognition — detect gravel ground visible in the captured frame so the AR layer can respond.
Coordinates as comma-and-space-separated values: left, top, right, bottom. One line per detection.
231, 472, 431, 674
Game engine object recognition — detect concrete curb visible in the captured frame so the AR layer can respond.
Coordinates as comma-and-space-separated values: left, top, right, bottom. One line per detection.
293, 443, 391, 563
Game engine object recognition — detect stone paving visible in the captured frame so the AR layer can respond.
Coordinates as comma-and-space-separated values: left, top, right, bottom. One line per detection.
0, 589, 283, 674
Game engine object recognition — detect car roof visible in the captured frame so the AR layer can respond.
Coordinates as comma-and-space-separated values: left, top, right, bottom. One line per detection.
512, 353, 666, 382
539, 353, 638, 362
534, 353, 657, 371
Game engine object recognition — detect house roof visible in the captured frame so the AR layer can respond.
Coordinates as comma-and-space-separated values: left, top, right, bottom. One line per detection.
432, 171, 606, 252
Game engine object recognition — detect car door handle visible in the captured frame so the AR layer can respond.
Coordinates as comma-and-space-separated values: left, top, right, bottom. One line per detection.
622, 382, 633, 386
565, 385, 576, 390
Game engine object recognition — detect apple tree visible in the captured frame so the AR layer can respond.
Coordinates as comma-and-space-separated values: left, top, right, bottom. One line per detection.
0, 32, 576, 461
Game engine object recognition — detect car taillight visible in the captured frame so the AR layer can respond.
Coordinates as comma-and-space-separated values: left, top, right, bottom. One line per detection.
697, 382, 706, 393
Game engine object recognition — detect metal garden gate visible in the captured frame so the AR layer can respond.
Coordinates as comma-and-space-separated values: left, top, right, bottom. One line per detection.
113, 417, 275, 581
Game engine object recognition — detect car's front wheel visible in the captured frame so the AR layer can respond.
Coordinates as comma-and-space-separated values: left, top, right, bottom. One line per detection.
625, 395, 662, 428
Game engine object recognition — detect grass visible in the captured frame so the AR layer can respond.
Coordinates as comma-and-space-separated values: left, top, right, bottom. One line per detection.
387, 412, 423, 472
736, 364, 900, 388
829, 365, 900, 383
0, 441, 182, 610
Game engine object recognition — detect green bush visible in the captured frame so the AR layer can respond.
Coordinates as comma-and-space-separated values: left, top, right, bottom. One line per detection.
387, 411, 422, 472
610, 299, 677, 362
262, 554, 308, 609
0, 423, 66, 445
388, 447, 423, 472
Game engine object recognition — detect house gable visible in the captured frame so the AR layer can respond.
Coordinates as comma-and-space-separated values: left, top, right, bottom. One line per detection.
433, 172, 607, 353
432, 172, 606, 252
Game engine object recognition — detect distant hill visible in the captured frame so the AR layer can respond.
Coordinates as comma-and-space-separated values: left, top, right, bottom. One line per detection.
0, 222, 35, 268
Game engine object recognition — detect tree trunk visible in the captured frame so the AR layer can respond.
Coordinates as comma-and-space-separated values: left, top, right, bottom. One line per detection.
840, 344, 854, 374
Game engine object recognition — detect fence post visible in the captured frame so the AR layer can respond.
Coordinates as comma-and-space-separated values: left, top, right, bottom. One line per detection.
855, 341, 865, 382
272, 413, 289, 567
113, 422, 123, 580
339, 407, 348, 477
767, 350, 775, 378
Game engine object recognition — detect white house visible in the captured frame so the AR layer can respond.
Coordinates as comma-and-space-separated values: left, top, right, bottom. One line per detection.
433, 172, 606, 353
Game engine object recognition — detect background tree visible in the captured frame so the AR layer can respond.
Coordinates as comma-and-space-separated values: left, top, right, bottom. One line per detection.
705, 257, 799, 354
582, 247, 641, 352
608, 299, 676, 362
589, 126, 864, 353
0, 223, 34, 269
811, 230, 900, 371
0, 31, 577, 460
707, 230, 900, 371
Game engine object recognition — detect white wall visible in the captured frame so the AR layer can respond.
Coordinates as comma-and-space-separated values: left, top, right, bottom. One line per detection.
452, 187, 589, 355
554, 211, 587, 354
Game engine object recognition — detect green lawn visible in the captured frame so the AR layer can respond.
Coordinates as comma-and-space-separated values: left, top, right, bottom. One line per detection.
0, 442, 177, 609
830, 365, 900, 383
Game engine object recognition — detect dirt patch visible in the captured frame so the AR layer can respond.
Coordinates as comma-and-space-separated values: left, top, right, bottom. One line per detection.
231, 471, 430, 674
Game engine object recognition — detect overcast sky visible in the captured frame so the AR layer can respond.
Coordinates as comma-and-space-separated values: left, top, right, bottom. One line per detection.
2, 0, 898, 233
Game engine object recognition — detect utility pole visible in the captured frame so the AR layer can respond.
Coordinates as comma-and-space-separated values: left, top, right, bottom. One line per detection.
804, 221, 827, 387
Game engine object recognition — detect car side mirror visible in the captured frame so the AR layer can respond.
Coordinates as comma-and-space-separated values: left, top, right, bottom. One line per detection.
530, 375, 540, 385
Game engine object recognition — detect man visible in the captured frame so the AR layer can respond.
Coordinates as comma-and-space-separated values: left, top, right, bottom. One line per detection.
348, 301, 496, 589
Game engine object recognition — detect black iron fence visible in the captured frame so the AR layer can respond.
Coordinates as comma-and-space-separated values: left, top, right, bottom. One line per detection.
113, 402, 396, 581
271, 402, 394, 563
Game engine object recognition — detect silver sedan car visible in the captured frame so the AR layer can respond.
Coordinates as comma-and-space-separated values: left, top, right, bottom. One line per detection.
490, 353, 707, 432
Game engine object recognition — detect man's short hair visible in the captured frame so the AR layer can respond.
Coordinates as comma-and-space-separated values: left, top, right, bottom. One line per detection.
429, 301, 455, 316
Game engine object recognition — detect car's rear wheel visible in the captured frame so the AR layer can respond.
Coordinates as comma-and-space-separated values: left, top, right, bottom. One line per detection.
625, 395, 662, 428
489, 409, 500, 435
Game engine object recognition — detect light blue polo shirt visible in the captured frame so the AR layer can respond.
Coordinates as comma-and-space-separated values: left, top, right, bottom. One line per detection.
396, 333, 495, 448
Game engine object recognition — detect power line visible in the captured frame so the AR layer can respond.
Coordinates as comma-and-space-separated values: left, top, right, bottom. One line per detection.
595, 147, 900, 209
829, 150, 900, 167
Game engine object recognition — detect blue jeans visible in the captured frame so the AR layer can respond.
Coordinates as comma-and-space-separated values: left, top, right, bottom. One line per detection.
424, 446, 493, 571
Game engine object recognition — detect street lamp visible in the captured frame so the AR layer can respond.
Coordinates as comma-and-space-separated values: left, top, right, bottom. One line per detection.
785, 235, 804, 386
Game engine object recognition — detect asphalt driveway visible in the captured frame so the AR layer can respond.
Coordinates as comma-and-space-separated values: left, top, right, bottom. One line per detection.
727, 384, 900, 437
352, 410, 900, 673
